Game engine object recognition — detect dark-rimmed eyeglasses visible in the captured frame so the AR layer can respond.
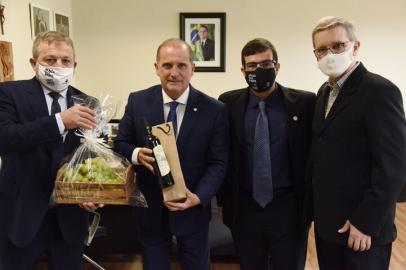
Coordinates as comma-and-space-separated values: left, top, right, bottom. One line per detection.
245, 60, 277, 71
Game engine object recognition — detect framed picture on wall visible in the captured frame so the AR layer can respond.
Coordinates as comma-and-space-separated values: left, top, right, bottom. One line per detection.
54, 11, 71, 37
0, 41, 14, 82
180, 12, 226, 72
29, 4, 53, 39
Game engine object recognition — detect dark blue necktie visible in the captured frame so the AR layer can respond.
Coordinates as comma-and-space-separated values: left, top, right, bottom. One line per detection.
252, 101, 273, 207
49, 92, 61, 115
167, 101, 179, 138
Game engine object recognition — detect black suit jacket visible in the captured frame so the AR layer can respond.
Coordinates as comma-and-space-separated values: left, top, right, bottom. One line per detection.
217, 84, 316, 229
308, 63, 406, 245
114, 85, 228, 235
202, 39, 215, 61
0, 78, 89, 247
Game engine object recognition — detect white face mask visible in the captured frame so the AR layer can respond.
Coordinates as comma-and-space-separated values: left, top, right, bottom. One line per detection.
37, 64, 74, 92
317, 49, 354, 78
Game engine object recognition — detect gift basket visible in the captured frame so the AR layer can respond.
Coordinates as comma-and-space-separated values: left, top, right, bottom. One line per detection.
52, 95, 147, 206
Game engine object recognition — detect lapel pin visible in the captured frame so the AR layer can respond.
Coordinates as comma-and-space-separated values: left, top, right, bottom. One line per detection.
292, 115, 299, 122
193, 107, 197, 112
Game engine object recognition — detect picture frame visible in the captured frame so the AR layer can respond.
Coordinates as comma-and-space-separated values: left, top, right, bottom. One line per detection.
54, 11, 71, 37
180, 12, 226, 72
0, 40, 14, 82
29, 4, 53, 39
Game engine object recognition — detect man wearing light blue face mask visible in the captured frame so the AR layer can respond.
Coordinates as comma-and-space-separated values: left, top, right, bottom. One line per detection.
0, 31, 101, 270
306, 16, 406, 270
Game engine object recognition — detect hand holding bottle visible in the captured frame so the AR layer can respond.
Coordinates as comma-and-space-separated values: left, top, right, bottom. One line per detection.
137, 147, 155, 173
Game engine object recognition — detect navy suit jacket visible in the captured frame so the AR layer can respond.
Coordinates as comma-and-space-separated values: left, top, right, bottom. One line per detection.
0, 78, 89, 247
217, 84, 316, 229
307, 63, 406, 245
114, 85, 228, 236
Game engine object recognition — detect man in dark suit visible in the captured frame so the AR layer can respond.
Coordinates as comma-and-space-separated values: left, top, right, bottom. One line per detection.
217, 38, 316, 270
114, 38, 228, 270
198, 25, 215, 61
308, 16, 406, 270
0, 31, 99, 270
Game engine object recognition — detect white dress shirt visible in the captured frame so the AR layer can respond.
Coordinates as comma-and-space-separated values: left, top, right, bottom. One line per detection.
42, 86, 67, 136
131, 87, 190, 165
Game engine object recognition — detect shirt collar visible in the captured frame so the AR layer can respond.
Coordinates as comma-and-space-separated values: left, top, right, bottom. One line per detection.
42, 85, 68, 99
162, 86, 189, 105
329, 61, 360, 89
247, 84, 279, 108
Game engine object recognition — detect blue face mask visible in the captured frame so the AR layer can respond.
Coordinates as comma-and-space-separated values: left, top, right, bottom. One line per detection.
245, 68, 276, 92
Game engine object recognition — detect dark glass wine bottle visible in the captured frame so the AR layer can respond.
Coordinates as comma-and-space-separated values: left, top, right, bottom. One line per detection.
143, 118, 175, 189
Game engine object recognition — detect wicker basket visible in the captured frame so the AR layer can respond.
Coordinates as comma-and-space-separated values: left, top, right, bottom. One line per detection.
53, 164, 135, 205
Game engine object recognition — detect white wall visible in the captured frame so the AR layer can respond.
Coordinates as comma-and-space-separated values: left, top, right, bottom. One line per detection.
5, 1, 406, 118
0, 0, 72, 79
71, 0, 406, 117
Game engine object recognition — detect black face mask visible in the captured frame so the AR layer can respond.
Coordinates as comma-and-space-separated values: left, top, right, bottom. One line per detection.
244, 68, 276, 92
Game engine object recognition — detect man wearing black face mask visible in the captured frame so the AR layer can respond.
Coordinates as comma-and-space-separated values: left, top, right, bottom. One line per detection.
217, 38, 316, 270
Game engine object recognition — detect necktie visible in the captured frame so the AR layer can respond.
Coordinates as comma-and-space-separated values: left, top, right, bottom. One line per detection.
49, 92, 61, 115
167, 101, 179, 138
252, 101, 273, 207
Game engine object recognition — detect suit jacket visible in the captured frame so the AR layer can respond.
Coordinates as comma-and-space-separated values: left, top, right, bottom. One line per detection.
202, 39, 215, 61
114, 85, 228, 235
308, 63, 406, 245
217, 83, 316, 229
0, 78, 89, 247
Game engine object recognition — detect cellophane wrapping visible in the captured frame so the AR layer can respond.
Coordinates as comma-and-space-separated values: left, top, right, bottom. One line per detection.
52, 95, 147, 207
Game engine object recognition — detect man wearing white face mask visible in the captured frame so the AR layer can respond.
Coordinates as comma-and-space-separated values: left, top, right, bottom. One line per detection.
305, 16, 406, 270
0, 31, 100, 270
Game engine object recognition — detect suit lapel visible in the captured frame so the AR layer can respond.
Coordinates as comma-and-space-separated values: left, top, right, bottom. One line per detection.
317, 63, 366, 134
148, 87, 165, 126
313, 83, 330, 134
230, 89, 248, 146
26, 77, 49, 118
176, 87, 200, 149
64, 87, 79, 155
323, 88, 351, 124
280, 85, 298, 150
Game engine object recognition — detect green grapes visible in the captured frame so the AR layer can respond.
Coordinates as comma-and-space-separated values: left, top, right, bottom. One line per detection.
63, 157, 126, 184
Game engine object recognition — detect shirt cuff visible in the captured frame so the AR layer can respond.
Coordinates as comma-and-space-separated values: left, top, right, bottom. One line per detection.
55, 113, 66, 136
132, 147, 141, 165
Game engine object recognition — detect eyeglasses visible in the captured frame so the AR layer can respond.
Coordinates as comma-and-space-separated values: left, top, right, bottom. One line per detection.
313, 41, 352, 58
245, 60, 276, 71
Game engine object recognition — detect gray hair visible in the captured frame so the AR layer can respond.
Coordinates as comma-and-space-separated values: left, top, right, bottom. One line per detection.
312, 16, 357, 47
32, 31, 75, 59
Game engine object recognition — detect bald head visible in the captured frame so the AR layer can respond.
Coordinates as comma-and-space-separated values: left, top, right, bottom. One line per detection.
156, 38, 193, 63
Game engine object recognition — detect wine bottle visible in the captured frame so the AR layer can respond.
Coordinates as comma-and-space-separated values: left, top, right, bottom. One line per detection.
143, 118, 175, 188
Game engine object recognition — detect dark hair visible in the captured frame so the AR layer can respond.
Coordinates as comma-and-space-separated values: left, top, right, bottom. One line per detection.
199, 24, 209, 31
241, 38, 278, 67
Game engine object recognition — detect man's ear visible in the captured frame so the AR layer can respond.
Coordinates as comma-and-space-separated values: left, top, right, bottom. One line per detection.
154, 62, 159, 75
240, 66, 246, 76
353, 41, 361, 56
29, 58, 36, 69
275, 63, 281, 76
